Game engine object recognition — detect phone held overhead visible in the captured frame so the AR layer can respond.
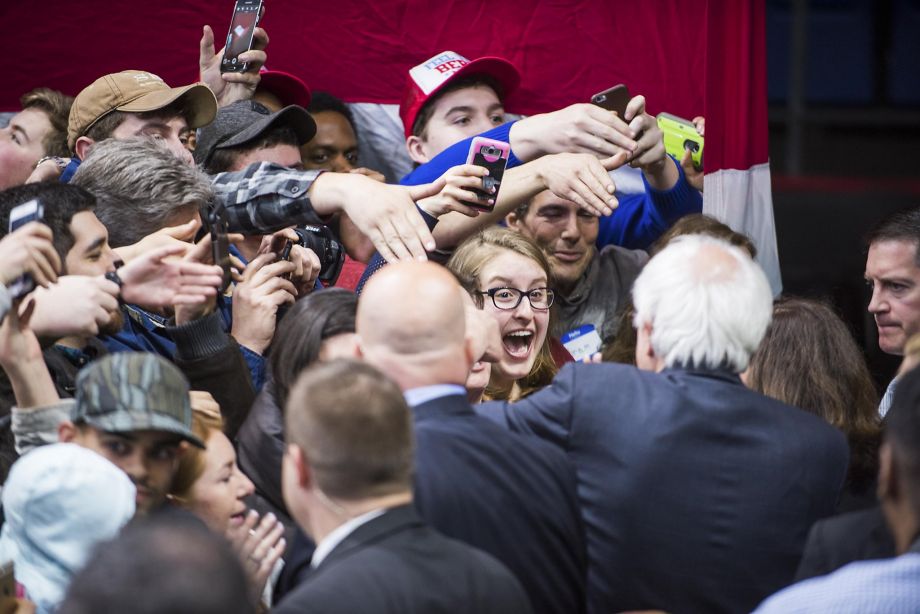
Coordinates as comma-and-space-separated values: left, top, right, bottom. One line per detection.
220, 0, 264, 73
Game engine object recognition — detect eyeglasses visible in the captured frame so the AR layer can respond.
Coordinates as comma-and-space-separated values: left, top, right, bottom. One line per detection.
477, 287, 555, 311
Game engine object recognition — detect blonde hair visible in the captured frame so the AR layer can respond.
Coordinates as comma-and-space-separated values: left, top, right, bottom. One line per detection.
447, 227, 557, 401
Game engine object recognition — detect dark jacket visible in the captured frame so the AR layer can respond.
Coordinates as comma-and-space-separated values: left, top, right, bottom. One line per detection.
271, 505, 532, 614
795, 506, 896, 582
411, 392, 587, 614
481, 362, 850, 614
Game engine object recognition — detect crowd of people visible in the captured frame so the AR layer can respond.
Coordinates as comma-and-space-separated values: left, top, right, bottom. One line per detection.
0, 16, 917, 614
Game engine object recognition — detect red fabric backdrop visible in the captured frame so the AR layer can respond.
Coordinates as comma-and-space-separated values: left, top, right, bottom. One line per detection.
3, 0, 765, 172
4, 3, 702, 119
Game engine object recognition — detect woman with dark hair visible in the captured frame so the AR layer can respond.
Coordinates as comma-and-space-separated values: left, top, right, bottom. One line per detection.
235, 289, 359, 524
745, 297, 882, 512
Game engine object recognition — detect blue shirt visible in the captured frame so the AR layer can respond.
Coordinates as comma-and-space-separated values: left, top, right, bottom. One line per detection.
754, 541, 920, 613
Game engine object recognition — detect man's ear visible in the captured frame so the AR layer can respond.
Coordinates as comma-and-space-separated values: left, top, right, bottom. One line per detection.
58, 420, 77, 443
878, 441, 899, 503
405, 136, 431, 165
505, 210, 522, 230
462, 334, 476, 371
74, 136, 95, 161
286, 443, 311, 489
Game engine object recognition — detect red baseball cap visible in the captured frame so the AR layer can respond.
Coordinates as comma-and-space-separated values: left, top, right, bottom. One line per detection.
399, 50, 520, 138
258, 69, 312, 109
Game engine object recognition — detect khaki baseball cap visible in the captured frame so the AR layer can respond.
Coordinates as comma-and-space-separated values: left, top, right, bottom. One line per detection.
67, 70, 218, 151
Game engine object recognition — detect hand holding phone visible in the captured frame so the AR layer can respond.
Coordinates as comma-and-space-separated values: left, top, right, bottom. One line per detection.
7, 199, 46, 299
591, 84, 631, 121
657, 112, 704, 168
220, 0, 264, 73
462, 137, 511, 212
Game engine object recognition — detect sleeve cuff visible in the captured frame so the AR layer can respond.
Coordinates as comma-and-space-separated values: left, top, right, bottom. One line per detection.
167, 312, 233, 361
12, 400, 74, 455
641, 156, 703, 227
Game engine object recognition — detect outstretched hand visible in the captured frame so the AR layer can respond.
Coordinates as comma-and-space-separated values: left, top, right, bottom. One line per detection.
535, 152, 629, 217
118, 244, 224, 308
310, 172, 444, 263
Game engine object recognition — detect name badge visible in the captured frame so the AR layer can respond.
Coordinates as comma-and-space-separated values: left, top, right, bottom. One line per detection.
560, 325, 603, 362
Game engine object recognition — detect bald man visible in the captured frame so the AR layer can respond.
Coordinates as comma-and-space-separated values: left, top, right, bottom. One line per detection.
356, 262, 587, 614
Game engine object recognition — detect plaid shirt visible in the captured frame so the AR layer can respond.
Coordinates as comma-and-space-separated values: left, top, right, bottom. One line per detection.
211, 162, 326, 234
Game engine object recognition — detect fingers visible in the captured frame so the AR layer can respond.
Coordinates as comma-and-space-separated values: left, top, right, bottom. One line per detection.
199, 25, 216, 70
367, 226, 397, 263
251, 26, 270, 50
601, 151, 630, 172
401, 207, 435, 260
692, 116, 705, 136
406, 179, 446, 202
623, 94, 647, 123
25, 239, 61, 287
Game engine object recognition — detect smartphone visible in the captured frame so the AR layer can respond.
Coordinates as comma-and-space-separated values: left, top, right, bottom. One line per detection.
220, 0, 263, 73
591, 84, 630, 120
205, 204, 232, 292
657, 112, 704, 168
8, 199, 44, 299
463, 137, 511, 212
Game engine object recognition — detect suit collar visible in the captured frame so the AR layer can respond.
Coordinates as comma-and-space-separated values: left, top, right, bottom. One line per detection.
660, 365, 744, 385
404, 384, 467, 407
410, 392, 476, 420
312, 504, 424, 572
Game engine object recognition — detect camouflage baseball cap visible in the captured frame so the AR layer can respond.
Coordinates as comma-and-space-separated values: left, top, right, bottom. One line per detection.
72, 353, 205, 448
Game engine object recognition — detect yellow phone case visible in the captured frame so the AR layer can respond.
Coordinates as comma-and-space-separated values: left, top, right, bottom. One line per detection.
657, 112, 703, 168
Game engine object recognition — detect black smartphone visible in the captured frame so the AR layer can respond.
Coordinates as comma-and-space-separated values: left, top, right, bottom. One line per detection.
8, 199, 45, 299
220, 0, 263, 73
206, 205, 232, 292
591, 84, 631, 121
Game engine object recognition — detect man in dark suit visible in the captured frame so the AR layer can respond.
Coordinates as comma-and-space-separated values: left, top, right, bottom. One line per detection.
480, 235, 850, 614
272, 360, 531, 614
356, 262, 587, 614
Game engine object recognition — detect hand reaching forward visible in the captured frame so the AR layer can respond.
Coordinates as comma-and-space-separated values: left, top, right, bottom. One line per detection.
118, 244, 224, 309
308, 172, 445, 263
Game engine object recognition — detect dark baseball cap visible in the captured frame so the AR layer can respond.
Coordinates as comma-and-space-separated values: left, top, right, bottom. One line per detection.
194, 100, 317, 168
72, 353, 204, 448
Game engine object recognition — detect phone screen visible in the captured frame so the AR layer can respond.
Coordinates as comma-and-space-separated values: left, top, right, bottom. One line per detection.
222, 0, 262, 72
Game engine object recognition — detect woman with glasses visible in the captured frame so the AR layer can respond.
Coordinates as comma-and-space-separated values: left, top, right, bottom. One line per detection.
448, 227, 558, 401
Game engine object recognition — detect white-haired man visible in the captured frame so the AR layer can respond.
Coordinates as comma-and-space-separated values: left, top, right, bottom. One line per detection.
479, 235, 849, 614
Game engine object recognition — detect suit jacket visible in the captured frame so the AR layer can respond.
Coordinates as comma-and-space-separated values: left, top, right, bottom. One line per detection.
411, 393, 587, 614
270, 505, 532, 614
480, 363, 850, 614
795, 506, 896, 581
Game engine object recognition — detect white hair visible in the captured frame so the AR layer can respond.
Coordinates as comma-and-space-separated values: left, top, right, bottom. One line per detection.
632, 234, 773, 372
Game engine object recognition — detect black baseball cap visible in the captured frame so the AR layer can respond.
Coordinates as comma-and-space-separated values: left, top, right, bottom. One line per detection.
194, 100, 316, 168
